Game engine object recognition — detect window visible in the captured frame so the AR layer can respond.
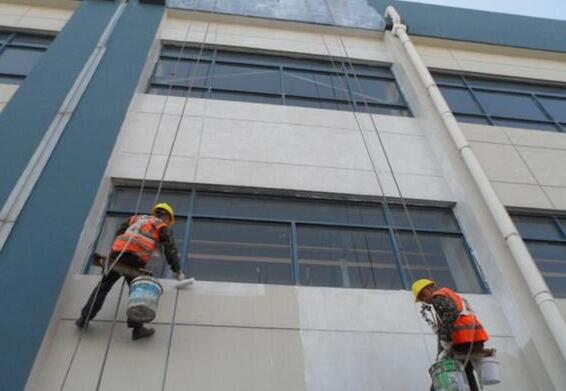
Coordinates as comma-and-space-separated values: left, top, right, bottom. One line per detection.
434, 72, 566, 133
0, 31, 53, 84
511, 213, 566, 298
148, 45, 411, 116
90, 187, 485, 292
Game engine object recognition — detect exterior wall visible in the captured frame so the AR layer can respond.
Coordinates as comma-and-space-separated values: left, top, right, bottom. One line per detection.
163, 11, 392, 62
14, 5, 566, 391
28, 279, 538, 391
401, 35, 566, 389
0, 1, 76, 32
415, 39, 566, 211
0, 1, 166, 390
111, 95, 450, 201
414, 37, 566, 216
114, 12, 445, 200
0, 0, 77, 111
416, 39, 566, 84
26, 10, 566, 391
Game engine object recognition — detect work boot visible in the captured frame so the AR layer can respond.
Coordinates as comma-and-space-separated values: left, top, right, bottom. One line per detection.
132, 326, 155, 341
75, 316, 88, 329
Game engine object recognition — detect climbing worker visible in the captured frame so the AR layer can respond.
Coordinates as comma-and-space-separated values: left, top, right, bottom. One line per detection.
76, 202, 185, 340
412, 279, 490, 391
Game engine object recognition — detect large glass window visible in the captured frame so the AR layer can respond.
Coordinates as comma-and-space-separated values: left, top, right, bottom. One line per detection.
511, 213, 566, 298
0, 31, 53, 84
297, 226, 401, 289
91, 187, 485, 292
434, 72, 566, 133
148, 45, 411, 116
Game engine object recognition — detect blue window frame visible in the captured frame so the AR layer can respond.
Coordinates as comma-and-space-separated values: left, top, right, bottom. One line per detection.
434, 72, 566, 133
148, 45, 412, 117
90, 187, 486, 293
511, 213, 566, 298
0, 31, 53, 84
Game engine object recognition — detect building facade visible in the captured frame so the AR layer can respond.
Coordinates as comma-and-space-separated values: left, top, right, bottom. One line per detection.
1, 0, 566, 390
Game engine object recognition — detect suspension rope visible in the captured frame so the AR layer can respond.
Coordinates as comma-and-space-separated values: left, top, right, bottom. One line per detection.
156, 15, 215, 391
316, 31, 418, 284
92, 17, 212, 391
61, 8, 207, 389
341, 39, 433, 280
154, 22, 212, 203
320, 1, 433, 285
319, 1, 438, 366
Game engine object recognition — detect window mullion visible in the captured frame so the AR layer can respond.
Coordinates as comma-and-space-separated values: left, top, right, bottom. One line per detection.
532, 94, 563, 132
280, 65, 285, 105
382, 204, 411, 290
553, 216, 566, 240
291, 222, 299, 285
462, 75, 493, 125
180, 190, 197, 274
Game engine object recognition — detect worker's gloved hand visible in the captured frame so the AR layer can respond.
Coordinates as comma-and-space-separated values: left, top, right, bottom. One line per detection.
175, 272, 185, 281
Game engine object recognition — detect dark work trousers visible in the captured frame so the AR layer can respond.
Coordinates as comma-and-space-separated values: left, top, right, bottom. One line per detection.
430, 342, 483, 391
80, 251, 146, 329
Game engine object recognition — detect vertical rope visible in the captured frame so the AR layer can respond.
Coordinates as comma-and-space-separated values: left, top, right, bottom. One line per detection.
318, 0, 438, 373
157, 5, 215, 388
316, 27, 422, 284
153, 22, 212, 203
64, 4, 207, 387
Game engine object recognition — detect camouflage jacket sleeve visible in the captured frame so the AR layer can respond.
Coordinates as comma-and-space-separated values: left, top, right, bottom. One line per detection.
158, 226, 181, 273
432, 295, 459, 343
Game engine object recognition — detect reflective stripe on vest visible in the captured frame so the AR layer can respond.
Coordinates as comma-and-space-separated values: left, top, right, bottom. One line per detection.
111, 215, 167, 263
433, 287, 489, 345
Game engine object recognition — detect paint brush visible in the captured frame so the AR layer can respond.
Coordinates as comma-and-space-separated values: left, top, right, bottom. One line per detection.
174, 277, 195, 289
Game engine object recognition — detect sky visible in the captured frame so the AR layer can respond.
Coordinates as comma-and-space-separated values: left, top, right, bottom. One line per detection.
401, 0, 566, 21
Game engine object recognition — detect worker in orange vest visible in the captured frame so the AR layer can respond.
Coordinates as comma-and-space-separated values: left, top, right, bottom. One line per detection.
413, 279, 489, 391
76, 203, 184, 340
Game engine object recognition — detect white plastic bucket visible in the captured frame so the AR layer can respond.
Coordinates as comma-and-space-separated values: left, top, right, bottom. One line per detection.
478, 357, 501, 385
126, 276, 163, 323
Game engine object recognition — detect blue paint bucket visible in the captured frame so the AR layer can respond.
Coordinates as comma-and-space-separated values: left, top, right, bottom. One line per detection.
126, 276, 163, 323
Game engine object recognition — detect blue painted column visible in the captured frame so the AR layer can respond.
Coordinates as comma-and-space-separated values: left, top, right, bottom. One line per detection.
0, 1, 165, 390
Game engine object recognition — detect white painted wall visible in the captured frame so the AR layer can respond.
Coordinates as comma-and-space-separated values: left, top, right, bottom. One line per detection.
415, 38, 566, 210
0, 1, 75, 33
28, 278, 539, 391
415, 37, 566, 84
0, 83, 17, 111
110, 94, 451, 202
391, 32, 566, 389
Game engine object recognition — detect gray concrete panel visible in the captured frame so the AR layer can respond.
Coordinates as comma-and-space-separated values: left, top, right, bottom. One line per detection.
163, 325, 307, 391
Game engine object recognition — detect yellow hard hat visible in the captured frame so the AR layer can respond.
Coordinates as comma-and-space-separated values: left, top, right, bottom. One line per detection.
411, 278, 436, 302
152, 202, 175, 225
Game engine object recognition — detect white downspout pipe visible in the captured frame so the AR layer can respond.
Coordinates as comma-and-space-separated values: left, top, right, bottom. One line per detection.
383, 5, 566, 362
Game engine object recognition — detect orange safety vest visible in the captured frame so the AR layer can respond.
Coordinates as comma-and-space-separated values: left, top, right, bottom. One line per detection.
111, 215, 167, 263
433, 287, 489, 345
